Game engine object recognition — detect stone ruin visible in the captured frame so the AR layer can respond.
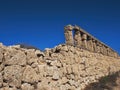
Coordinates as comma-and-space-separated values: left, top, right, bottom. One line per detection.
64, 25, 119, 58
0, 25, 119, 90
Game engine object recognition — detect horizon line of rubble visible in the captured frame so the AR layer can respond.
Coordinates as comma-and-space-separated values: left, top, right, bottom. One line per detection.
64, 24, 119, 58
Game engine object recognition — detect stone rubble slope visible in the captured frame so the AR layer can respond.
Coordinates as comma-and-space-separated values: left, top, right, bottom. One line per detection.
0, 43, 120, 90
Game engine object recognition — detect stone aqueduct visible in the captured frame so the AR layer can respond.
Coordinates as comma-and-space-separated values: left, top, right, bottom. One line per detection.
64, 25, 119, 58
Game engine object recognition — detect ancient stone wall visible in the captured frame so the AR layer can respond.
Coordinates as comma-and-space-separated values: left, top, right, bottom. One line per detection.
64, 25, 119, 58
0, 43, 120, 90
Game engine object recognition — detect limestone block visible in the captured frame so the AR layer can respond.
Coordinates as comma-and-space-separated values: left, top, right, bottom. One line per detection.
38, 65, 46, 77
79, 70, 88, 77
66, 65, 72, 74
69, 86, 76, 90
61, 77, 68, 84
0, 87, 16, 90
65, 83, 71, 89
51, 87, 59, 90
3, 65, 22, 87
27, 58, 38, 65
21, 83, 34, 90
64, 57, 73, 65
78, 64, 85, 71
37, 82, 51, 90
52, 71, 59, 80
49, 80, 60, 87
56, 61, 62, 68
82, 34, 87, 40
25, 49, 37, 59
71, 64, 79, 75
55, 45, 62, 51
93, 42, 97, 52
86, 67, 96, 76
0, 73, 3, 87
45, 66, 54, 76
79, 83, 86, 90
57, 70, 62, 79
74, 50, 80, 56
68, 79, 75, 86
74, 30, 82, 47
88, 76, 96, 82
65, 74, 74, 80
52, 54, 60, 60
64, 30, 74, 45
35, 50, 45, 57
0, 45, 6, 53
69, 46, 75, 52
9, 45, 20, 49
22, 65, 39, 83
31, 62, 39, 68
60, 85, 66, 90
62, 64, 67, 75
74, 56, 79, 63
87, 39, 94, 51
4, 50, 26, 66
44, 48, 52, 57
0, 63, 4, 72
61, 45, 69, 52
0, 52, 3, 63
50, 60, 57, 66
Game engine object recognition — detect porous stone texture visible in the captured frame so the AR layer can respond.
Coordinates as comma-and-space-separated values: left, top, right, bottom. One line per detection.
0, 43, 119, 90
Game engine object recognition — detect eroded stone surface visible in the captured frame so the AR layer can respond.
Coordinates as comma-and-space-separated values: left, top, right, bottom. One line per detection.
21, 83, 34, 90
0, 43, 119, 90
3, 65, 22, 87
4, 49, 26, 66
22, 65, 39, 83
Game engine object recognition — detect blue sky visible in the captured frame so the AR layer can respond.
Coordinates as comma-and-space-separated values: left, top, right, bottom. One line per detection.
0, 0, 120, 53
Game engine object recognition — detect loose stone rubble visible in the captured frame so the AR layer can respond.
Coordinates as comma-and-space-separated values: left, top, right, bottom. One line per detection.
0, 43, 120, 90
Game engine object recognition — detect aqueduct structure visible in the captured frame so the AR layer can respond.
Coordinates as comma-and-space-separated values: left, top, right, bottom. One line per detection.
64, 25, 119, 58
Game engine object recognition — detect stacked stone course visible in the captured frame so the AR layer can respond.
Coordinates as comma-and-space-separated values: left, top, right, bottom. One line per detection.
0, 43, 120, 90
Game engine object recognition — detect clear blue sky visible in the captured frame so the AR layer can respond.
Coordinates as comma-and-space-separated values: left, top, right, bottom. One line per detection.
0, 0, 120, 53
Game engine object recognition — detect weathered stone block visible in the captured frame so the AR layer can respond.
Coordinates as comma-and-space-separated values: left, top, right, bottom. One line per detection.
0, 64, 4, 72
37, 82, 51, 90
66, 65, 72, 74
3, 65, 22, 87
0, 73, 3, 88
4, 50, 26, 66
52, 71, 59, 80
22, 65, 39, 83
0, 52, 3, 63
21, 83, 34, 90
0, 87, 16, 90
